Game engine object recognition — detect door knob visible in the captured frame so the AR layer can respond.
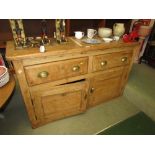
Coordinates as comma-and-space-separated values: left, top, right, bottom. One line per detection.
121, 57, 127, 62
101, 61, 107, 66
90, 87, 95, 93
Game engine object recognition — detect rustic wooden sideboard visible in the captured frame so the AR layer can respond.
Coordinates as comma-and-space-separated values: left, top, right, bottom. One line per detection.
6, 37, 139, 128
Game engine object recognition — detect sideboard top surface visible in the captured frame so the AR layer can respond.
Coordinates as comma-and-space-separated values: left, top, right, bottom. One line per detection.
6, 37, 140, 61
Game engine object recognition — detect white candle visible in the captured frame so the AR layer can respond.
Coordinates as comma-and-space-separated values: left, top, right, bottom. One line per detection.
40, 45, 45, 53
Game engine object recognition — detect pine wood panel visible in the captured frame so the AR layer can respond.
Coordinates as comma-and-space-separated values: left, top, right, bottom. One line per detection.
6, 37, 140, 128
6, 38, 139, 61
88, 70, 123, 107
29, 66, 124, 93
0, 74, 15, 108
25, 57, 88, 86
22, 46, 134, 67
92, 51, 132, 72
12, 60, 38, 127
31, 80, 88, 123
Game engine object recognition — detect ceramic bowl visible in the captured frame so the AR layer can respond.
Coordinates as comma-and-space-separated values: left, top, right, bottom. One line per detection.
98, 28, 112, 38
103, 38, 113, 43
113, 36, 120, 41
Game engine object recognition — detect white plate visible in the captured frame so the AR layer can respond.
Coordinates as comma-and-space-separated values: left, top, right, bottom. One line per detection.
82, 38, 101, 44
103, 38, 113, 43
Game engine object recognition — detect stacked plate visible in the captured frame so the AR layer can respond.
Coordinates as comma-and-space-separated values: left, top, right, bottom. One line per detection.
82, 38, 101, 44
0, 66, 9, 87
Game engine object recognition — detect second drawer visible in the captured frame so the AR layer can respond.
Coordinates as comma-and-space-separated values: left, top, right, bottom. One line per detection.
25, 57, 88, 86
92, 51, 132, 72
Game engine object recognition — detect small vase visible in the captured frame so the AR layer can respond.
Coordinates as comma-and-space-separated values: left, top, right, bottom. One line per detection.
113, 23, 125, 37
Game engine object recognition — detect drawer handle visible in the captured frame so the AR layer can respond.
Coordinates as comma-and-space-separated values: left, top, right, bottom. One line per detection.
121, 57, 127, 62
101, 61, 107, 66
90, 87, 95, 93
38, 71, 49, 78
72, 65, 80, 72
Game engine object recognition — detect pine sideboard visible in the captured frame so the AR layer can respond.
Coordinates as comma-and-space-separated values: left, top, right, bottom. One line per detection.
6, 37, 140, 128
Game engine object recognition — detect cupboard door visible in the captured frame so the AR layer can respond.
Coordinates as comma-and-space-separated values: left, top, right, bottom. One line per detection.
32, 80, 88, 122
89, 70, 123, 107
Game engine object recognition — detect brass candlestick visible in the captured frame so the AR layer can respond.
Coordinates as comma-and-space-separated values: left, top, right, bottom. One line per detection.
41, 19, 50, 45
55, 19, 67, 44
9, 19, 27, 49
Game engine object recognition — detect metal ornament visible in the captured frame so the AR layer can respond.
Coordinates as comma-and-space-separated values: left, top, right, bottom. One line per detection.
55, 19, 67, 43
9, 19, 26, 49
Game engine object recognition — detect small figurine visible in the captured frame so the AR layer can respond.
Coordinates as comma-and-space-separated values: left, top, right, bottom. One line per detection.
39, 40, 45, 53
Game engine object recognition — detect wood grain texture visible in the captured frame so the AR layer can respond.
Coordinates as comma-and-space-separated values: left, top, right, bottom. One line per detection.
25, 57, 88, 86
6, 37, 139, 61
88, 67, 124, 107
12, 60, 38, 127
92, 51, 132, 72
31, 80, 88, 124
6, 37, 139, 128
0, 74, 15, 108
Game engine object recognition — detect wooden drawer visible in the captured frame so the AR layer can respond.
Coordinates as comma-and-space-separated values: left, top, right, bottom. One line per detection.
92, 51, 132, 72
24, 57, 88, 86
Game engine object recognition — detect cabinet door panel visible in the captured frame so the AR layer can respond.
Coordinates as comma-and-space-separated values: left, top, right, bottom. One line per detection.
32, 81, 88, 122
89, 71, 123, 107
42, 90, 82, 116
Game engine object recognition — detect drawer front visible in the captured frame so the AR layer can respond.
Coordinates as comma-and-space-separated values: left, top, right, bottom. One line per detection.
25, 57, 88, 86
92, 51, 132, 72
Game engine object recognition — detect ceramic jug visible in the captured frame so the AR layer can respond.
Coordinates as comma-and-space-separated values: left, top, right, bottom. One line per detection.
113, 23, 125, 37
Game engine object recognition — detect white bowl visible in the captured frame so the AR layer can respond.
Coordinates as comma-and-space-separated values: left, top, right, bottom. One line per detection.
113, 36, 120, 41
103, 38, 113, 43
98, 28, 112, 38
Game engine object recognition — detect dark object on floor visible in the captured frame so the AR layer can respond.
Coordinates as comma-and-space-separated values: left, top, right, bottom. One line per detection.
98, 112, 155, 135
